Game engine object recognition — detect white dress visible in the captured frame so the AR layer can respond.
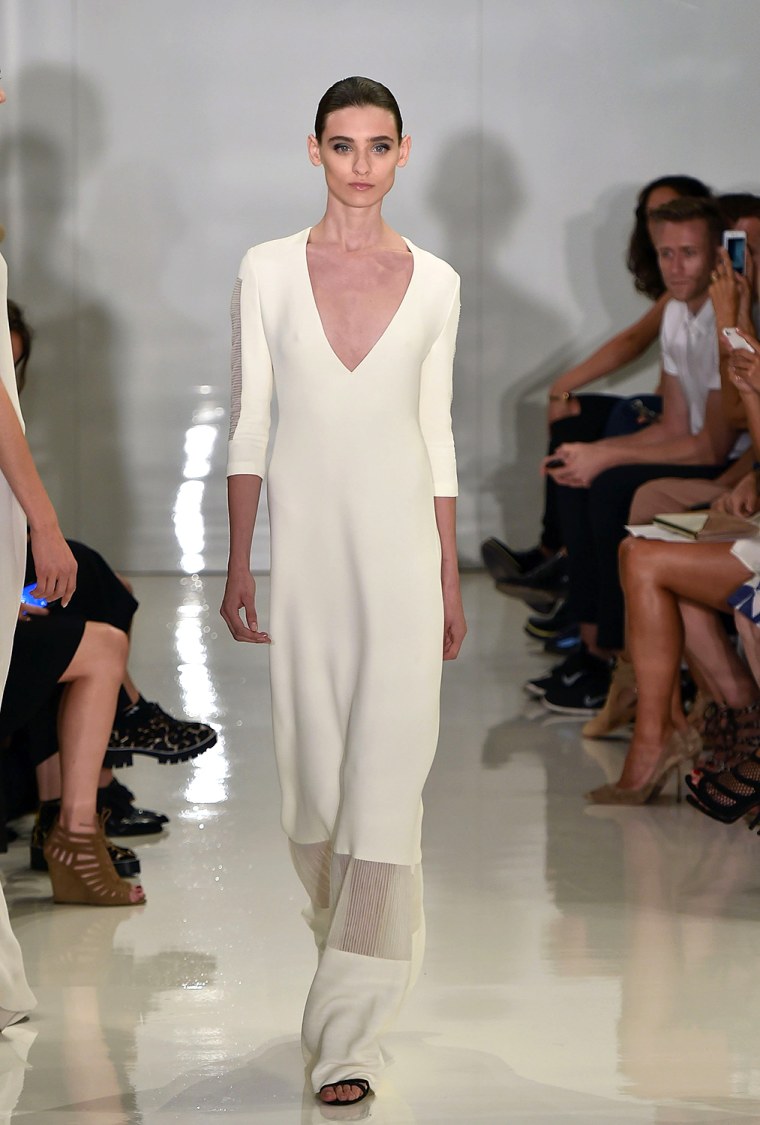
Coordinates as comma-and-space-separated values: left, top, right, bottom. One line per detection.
0, 254, 37, 1030
228, 228, 459, 1090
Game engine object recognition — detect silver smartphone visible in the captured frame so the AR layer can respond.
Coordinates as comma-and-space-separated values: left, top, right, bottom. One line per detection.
723, 229, 747, 274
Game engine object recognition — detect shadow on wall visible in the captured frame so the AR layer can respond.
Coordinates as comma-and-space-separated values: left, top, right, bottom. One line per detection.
0, 64, 133, 564
429, 129, 660, 555
427, 129, 570, 561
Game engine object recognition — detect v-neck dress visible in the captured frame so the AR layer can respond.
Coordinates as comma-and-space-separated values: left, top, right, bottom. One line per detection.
0, 253, 37, 1029
228, 227, 459, 1091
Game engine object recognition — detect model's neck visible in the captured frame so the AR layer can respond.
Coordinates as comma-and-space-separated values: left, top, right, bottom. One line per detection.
310, 200, 392, 252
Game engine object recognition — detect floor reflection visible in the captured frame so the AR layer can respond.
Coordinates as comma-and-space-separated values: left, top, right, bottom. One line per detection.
2, 576, 760, 1121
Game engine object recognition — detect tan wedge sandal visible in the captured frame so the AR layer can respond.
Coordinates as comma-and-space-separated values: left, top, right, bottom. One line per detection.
43, 820, 146, 906
582, 654, 637, 738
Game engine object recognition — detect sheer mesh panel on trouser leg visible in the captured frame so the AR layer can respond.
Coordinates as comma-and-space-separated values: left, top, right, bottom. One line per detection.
290, 841, 333, 952
327, 855, 422, 961
291, 845, 426, 1089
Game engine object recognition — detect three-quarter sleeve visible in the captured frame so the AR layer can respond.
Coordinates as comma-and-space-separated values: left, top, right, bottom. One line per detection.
227, 251, 274, 478
419, 279, 460, 496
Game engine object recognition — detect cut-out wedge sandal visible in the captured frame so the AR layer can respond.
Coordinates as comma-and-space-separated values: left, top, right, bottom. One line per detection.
43, 820, 146, 906
317, 1079, 372, 1107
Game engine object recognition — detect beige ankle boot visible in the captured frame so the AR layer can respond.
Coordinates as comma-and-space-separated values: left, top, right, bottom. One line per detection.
582, 655, 636, 738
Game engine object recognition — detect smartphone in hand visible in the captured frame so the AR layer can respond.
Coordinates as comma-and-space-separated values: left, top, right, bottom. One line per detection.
723, 230, 747, 275
21, 582, 47, 608
722, 326, 755, 353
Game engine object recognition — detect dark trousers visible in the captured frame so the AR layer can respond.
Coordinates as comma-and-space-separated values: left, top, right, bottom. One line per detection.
542, 394, 661, 552
558, 462, 726, 651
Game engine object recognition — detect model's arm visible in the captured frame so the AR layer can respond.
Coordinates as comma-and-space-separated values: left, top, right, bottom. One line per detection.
547, 295, 667, 422
221, 473, 269, 643
220, 251, 274, 643
420, 279, 466, 660
0, 380, 76, 605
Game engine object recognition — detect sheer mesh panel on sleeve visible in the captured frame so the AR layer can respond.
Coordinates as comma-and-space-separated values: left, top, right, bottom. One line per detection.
229, 277, 243, 440
290, 841, 422, 963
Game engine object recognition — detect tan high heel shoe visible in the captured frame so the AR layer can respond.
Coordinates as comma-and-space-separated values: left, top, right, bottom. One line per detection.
43, 819, 146, 906
582, 654, 636, 738
585, 727, 701, 805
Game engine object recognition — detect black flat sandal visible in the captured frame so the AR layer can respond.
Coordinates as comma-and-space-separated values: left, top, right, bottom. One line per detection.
317, 1079, 372, 1107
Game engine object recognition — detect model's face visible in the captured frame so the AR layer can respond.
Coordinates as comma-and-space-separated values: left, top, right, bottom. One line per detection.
653, 219, 715, 309
308, 105, 410, 208
644, 186, 680, 241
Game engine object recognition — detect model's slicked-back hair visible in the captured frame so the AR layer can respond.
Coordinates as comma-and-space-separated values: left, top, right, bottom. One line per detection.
315, 76, 403, 142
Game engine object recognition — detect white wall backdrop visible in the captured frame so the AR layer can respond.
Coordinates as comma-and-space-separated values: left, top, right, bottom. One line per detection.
1, 0, 759, 572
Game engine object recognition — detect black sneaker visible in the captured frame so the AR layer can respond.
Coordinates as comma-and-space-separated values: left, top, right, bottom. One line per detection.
524, 599, 577, 640
481, 538, 546, 583
524, 647, 592, 698
543, 627, 582, 656
105, 698, 217, 767
541, 653, 612, 715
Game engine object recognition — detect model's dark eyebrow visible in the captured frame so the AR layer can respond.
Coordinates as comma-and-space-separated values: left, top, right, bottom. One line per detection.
327, 135, 395, 144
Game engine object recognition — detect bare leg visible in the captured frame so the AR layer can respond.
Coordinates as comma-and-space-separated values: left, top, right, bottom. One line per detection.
681, 601, 759, 707
56, 623, 128, 833
615, 539, 751, 789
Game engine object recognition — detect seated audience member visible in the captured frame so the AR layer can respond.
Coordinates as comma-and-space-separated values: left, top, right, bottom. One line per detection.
1, 600, 147, 903
482, 175, 713, 634
535, 197, 743, 716
586, 199, 760, 736
626, 192, 760, 525
586, 324, 760, 809
2, 301, 216, 852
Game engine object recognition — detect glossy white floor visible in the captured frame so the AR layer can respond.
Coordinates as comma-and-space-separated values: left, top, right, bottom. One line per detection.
3, 573, 760, 1123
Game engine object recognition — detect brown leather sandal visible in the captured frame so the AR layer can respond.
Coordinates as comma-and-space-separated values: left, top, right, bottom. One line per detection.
43, 820, 146, 906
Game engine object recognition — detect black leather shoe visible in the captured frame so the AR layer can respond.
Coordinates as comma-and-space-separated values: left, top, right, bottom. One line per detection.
496, 552, 568, 609
106, 777, 169, 824
97, 781, 164, 837
480, 538, 546, 583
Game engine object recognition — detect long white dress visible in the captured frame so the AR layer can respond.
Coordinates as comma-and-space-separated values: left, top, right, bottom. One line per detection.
0, 254, 37, 1030
228, 228, 459, 1091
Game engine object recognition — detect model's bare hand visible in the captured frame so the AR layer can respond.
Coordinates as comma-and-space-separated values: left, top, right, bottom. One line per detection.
28, 526, 77, 607
221, 569, 271, 643
442, 578, 466, 661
